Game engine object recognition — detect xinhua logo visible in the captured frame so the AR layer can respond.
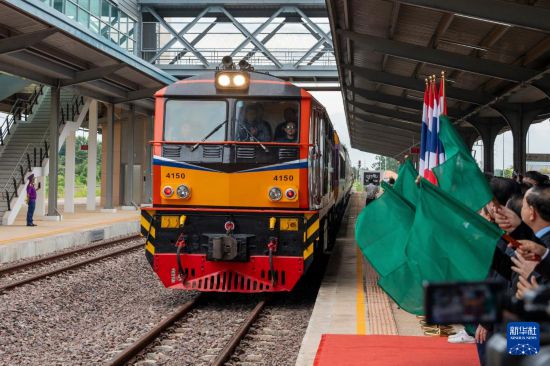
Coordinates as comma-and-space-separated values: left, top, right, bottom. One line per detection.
507, 322, 540, 356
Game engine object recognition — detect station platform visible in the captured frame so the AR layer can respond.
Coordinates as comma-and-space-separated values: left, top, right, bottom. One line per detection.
0, 201, 140, 264
295, 192, 479, 366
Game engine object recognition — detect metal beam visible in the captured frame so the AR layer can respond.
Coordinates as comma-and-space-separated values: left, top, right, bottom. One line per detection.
61, 64, 125, 86
399, 0, 550, 33
350, 113, 421, 133
218, 6, 283, 68
349, 85, 462, 116
348, 85, 424, 111
0, 60, 56, 85
342, 64, 493, 105
3, 50, 75, 79
350, 126, 419, 142
149, 6, 212, 63
114, 87, 159, 103
0, 28, 57, 54
348, 100, 421, 123
350, 120, 420, 139
338, 30, 540, 82
351, 132, 417, 147
230, 7, 285, 58
144, 6, 210, 67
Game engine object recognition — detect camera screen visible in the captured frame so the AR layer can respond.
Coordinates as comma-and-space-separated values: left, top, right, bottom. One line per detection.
425, 281, 504, 325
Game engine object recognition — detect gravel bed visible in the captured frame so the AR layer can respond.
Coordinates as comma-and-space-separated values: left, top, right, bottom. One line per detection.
0, 236, 141, 282
0, 250, 196, 365
225, 259, 328, 366
128, 294, 260, 366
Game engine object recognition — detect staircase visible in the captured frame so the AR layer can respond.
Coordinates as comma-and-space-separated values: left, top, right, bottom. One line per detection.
0, 87, 86, 224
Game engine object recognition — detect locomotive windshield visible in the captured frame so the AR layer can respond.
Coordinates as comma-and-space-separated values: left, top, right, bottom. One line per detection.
164, 100, 228, 141
235, 100, 300, 143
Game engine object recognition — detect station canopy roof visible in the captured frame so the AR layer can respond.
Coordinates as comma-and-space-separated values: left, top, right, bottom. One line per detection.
327, 0, 550, 158
0, 0, 176, 111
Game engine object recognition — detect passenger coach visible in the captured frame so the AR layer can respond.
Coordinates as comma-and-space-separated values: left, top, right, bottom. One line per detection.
141, 59, 352, 292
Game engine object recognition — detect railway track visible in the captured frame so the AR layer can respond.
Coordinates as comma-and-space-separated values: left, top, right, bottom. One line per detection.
0, 234, 143, 292
107, 295, 269, 366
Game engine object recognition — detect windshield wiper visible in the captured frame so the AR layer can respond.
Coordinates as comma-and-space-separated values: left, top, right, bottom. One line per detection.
191, 120, 227, 151
239, 125, 269, 152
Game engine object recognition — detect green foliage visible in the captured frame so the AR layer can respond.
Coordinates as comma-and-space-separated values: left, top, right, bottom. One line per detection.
58, 134, 102, 198
371, 155, 399, 172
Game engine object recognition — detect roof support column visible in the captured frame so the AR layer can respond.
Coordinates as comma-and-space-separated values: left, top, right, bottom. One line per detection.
46, 85, 60, 219
63, 126, 76, 213
122, 105, 135, 209
87, 100, 98, 211
101, 103, 116, 212
494, 105, 541, 174
469, 118, 507, 175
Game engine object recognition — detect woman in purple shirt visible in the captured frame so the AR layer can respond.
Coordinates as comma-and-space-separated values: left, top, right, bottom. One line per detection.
26, 174, 40, 226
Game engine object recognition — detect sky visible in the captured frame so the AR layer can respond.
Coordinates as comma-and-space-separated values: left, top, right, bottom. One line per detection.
310, 91, 379, 169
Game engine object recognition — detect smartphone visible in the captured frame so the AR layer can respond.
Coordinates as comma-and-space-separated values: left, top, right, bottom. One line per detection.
424, 280, 505, 325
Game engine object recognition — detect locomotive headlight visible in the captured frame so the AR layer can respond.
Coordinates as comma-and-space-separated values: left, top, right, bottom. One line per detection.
215, 71, 249, 90
268, 187, 282, 201
233, 74, 247, 87
217, 74, 231, 87
176, 184, 191, 199
162, 186, 174, 197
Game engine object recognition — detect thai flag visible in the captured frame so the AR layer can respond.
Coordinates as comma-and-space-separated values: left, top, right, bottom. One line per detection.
419, 82, 429, 175
420, 78, 445, 184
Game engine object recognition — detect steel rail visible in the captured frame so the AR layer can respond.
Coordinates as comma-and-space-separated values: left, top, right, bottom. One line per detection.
0, 239, 144, 293
210, 298, 269, 366
106, 295, 203, 366
0, 234, 141, 276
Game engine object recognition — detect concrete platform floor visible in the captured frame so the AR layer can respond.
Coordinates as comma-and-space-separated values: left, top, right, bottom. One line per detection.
0, 200, 140, 263
295, 192, 423, 366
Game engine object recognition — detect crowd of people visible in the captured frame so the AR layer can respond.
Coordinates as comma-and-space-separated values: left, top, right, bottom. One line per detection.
453, 170, 550, 364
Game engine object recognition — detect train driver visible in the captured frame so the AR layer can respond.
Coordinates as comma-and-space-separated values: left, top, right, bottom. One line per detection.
275, 121, 298, 143
236, 103, 272, 142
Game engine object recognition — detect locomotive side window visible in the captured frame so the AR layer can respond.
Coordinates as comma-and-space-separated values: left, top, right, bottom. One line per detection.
234, 100, 300, 143
164, 100, 228, 142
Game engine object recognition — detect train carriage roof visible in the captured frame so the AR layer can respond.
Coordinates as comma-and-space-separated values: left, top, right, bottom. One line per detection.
156, 71, 307, 99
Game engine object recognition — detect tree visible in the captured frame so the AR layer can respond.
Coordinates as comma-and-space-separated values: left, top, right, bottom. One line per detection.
371, 155, 399, 172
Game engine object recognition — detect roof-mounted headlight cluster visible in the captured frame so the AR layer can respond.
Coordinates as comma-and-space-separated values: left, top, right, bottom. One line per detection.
215, 71, 250, 90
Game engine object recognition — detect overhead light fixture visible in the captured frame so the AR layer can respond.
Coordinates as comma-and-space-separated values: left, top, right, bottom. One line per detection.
455, 14, 511, 27
438, 38, 489, 52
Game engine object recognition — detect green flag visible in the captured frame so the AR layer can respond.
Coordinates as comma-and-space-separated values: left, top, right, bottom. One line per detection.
433, 115, 493, 212
355, 182, 415, 277
355, 182, 424, 315
407, 179, 503, 284
393, 159, 419, 206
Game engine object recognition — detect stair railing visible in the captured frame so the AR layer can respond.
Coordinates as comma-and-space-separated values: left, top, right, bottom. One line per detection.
1, 91, 84, 212
0, 85, 44, 146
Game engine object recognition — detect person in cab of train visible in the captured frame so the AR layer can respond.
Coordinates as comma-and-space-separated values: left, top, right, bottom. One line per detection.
275, 121, 298, 143
236, 103, 272, 142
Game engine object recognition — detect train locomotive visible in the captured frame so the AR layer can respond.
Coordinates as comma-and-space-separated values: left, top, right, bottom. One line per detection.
141, 58, 353, 292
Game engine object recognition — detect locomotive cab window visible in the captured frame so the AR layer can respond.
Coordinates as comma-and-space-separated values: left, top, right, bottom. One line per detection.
164, 100, 228, 141
234, 100, 300, 143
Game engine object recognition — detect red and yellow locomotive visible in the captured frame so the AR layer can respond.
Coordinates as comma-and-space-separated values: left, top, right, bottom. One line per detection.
141, 60, 353, 292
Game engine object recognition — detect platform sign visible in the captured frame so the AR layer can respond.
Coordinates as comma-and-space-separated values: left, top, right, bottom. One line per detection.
363, 171, 381, 186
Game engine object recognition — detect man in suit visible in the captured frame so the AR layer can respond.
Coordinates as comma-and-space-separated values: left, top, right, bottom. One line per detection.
493, 183, 550, 290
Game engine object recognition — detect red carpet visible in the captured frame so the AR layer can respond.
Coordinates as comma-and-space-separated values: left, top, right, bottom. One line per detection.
314, 334, 480, 366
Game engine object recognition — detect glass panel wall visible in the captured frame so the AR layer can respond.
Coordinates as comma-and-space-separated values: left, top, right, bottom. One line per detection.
40, 0, 136, 53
